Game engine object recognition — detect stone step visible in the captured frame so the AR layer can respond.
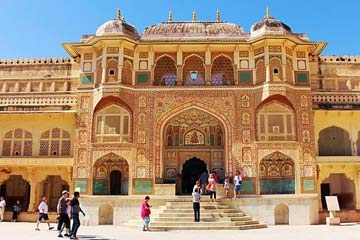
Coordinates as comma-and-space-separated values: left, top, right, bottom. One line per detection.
162, 208, 241, 213
151, 220, 258, 227
158, 212, 246, 218
147, 223, 268, 231
152, 216, 252, 222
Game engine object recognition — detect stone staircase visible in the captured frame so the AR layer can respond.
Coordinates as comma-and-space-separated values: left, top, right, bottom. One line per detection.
126, 199, 267, 230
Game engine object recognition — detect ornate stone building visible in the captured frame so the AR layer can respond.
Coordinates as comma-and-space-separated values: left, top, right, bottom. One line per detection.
0, 9, 359, 225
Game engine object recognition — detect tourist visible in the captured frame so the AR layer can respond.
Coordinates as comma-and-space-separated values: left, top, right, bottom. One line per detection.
11, 200, 22, 222
69, 191, 86, 240
224, 177, 231, 198
212, 171, 219, 183
35, 196, 54, 231
207, 173, 217, 202
0, 196, 6, 222
192, 185, 201, 222
141, 196, 151, 231
192, 180, 202, 193
57, 190, 71, 238
199, 170, 208, 194
233, 170, 242, 199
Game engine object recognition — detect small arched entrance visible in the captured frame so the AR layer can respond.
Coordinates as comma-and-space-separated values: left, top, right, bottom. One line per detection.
181, 157, 207, 194
0, 175, 31, 211
110, 170, 122, 195
274, 203, 289, 225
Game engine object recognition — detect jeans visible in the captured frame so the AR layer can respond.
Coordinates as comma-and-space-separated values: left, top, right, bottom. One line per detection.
209, 191, 216, 199
70, 213, 80, 237
193, 202, 200, 221
142, 216, 150, 229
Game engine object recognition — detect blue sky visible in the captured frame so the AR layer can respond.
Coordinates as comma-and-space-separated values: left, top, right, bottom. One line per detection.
0, 0, 359, 58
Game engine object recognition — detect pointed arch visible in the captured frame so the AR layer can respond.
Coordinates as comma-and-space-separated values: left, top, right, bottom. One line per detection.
183, 54, 205, 86
211, 55, 234, 86
121, 60, 133, 85
255, 58, 266, 84
270, 57, 283, 82
2, 128, 32, 156
105, 58, 118, 83
154, 55, 177, 86
318, 126, 352, 156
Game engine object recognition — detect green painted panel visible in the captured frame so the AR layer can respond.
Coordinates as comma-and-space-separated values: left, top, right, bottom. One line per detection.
74, 180, 87, 193
134, 179, 152, 193
94, 180, 107, 194
239, 72, 251, 83
137, 73, 149, 84
82, 75, 92, 84
297, 73, 308, 83
240, 179, 254, 193
303, 179, 315, 191
260, 179, 295, 194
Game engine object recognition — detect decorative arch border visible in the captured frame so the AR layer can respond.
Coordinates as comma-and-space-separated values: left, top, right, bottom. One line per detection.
154, 54, 177, 64
183, 53, 205, 63
154, 100, 233, 178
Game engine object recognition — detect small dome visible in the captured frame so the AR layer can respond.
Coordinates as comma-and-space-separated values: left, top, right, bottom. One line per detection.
251, 8, 291, 37
95, 9, 139, 39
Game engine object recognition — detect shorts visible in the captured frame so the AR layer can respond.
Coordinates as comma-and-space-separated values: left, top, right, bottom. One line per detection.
38, 213, 49, 221
234, 184, 241, 192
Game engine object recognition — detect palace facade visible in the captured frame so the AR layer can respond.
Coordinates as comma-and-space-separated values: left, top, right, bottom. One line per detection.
1, 9, 360, 225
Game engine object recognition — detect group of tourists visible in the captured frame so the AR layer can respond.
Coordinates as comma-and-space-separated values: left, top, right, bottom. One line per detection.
35, 190, 85, 239
140, 170, 243, 229
0, 196, 23, 222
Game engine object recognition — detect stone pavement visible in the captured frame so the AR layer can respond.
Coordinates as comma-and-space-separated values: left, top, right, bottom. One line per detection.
0, 222, 359, 240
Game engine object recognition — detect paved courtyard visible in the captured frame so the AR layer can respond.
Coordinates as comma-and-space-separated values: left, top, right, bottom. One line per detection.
0, 222, 359, 240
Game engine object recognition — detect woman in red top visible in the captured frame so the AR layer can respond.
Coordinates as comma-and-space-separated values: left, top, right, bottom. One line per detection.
140, 196, 151, 231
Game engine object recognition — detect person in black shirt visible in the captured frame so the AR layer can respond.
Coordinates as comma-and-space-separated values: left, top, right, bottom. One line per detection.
69, 192, 85, 240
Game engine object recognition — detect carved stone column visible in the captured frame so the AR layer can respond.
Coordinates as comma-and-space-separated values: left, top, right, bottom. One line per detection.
205, 65, 211, 85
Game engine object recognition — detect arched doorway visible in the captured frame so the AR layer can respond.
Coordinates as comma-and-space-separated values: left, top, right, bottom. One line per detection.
99, 204, 113, 225
110, 170, 122, 195
0, 175, 30, 211
259, 152, 295, 194
321, 173, 355, 210
93, 153, 129, 195
161, 108, 226, 194
41, 176, 69, 211
274, 203, 289, 225
181, 157, 207, 194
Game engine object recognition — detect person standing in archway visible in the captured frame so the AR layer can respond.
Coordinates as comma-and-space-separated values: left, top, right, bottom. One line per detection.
199, 170, 208, 194
0, 196, 6, 222
207, 174, 217, 202
233, 170, 242, 199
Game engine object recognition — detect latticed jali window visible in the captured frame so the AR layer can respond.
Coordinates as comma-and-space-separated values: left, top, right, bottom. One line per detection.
121, 60, 133, 85
96, 105, 131, 143
154, 56, 177, 86
211, 56, 234, 85
183, 55, 205, 86
255, 59, 266, 84
39, 128, 71, 156
257, 102, 296, 141
2, 129, 32, 156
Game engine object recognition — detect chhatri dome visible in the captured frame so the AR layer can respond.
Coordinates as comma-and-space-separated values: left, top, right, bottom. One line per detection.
95, 9, 139, 39
250, 8, 292, 37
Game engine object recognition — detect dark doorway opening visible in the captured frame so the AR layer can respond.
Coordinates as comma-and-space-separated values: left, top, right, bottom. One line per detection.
110, 170, 122, 195
181, 157, 207, 194
321, 183, 330, 210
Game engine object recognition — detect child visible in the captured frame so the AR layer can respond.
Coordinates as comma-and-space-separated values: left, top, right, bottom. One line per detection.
224, 177, 230, 198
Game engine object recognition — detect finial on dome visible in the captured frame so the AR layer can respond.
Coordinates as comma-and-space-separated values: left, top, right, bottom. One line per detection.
192, 11, 197, 22
216, 10, 221, 22
265, 7, 271, 19
116, 8, 122, 20
168, 11, 173, 22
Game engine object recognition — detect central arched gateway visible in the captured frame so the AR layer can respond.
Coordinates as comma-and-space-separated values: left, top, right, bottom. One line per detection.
181, 157, 207, 194
161, 108, 227, 194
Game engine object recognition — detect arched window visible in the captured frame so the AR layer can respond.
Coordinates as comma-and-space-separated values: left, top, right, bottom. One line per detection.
106, 58, 118, 83
257, 102, 296, 141
318, 126, 352, 156
183, 55, 205, 86
154, 56, 177, 86
270, 57, 283, 82
95, 105, 131, 143
39, 128, 71, 156
2, 129, 32, 156
255, 59, 266, 84
121, 60, 132, 85
211, 56, 234, 86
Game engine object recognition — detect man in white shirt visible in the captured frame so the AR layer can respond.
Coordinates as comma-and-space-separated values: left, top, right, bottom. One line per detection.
35, 196, 54, 230
233, 170, 242, 199
0, 196, 6, 222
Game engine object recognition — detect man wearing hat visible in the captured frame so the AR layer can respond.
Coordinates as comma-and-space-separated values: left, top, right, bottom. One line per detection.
57, 190, 70, 238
